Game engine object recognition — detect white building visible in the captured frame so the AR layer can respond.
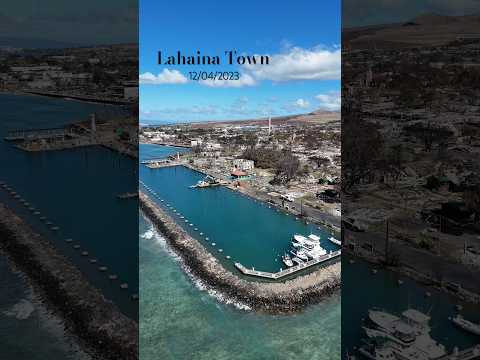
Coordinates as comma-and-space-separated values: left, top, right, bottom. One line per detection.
233, 158, 254, 171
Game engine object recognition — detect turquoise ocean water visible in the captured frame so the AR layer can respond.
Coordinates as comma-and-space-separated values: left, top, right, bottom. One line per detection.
139, 144, 341, 359
139, 144, 339, 274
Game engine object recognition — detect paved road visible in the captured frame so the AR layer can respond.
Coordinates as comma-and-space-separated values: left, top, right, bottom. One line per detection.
345, 228, 480, 295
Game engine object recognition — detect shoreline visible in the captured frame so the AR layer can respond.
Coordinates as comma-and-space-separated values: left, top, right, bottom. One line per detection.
181, 161, 341, 234
0, 203, 138, 360
139, 191, 341, 314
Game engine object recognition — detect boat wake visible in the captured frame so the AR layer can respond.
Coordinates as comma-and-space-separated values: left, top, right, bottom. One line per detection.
141, 220, 252, 311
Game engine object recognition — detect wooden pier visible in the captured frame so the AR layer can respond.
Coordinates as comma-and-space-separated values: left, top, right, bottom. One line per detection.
235, 249, 341, 280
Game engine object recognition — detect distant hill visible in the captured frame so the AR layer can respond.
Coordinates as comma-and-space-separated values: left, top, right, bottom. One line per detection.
0, 37, 79, 49
161, 110, 340, 128
344, 13, 480, 50
411, 13, 460, 26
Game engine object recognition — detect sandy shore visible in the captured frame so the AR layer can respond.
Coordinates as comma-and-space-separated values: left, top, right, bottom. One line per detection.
0, 203, 138, 360
140, 192, 341, 313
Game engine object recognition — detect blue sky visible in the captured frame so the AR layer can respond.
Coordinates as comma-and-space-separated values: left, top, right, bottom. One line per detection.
140, 0, 341, 123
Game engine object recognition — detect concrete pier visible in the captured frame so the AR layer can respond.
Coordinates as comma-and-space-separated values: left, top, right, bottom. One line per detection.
235, 250, 341, 280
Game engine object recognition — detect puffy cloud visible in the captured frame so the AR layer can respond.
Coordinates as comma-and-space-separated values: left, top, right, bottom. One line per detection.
295, 98, 310, 108
199, 73, 257, 88
139, 69, 188, 85
242, 46, 340, 81
315, 92, 341, 111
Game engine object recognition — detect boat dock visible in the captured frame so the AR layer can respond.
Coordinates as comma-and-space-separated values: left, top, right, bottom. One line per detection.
141, 159, 180, 168
438, 345, 480, 360
4, 127, 76, 141
235, 249, 341, 280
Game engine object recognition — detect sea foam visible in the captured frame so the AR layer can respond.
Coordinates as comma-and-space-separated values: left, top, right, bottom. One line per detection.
141, 220, 252, 311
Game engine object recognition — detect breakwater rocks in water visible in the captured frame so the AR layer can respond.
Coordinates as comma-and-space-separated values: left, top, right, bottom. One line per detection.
0, 204, 138, 360
139, 192, 341, 314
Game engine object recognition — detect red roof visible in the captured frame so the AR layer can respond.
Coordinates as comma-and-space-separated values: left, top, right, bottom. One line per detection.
231, 169, 247, 177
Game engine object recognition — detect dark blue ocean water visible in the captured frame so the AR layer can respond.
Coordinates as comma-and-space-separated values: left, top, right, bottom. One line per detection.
139, 144, 339, 274
342, 254, 480, 356
0, 255, 91, 359
0, 93, 138, 319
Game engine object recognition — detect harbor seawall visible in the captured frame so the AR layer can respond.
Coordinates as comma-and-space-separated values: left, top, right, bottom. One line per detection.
139, 192, 341, 313
0, 204, 138, 360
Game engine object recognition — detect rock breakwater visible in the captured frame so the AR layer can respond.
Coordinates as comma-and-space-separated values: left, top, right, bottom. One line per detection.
0, 204, 138, 360
139, 192, 341, 314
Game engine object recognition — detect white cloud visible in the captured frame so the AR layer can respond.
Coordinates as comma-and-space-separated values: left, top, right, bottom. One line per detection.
243, 46, 340, 82
295, 98, 310, 108
199, 73, 257, 88
315, 92, 341, 111
139, 69, 188, 84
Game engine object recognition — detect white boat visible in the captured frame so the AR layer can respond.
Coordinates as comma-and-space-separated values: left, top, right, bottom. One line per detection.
364, 309, 446, 359
190, 180, 210, 188
292, 241, 303, 248
329, 236, 341, 246
306, 244, 327, 259
358, 342, 396, 360
308, 234, 321, 242
293, 234, 308, 243
282, 254, 294, 267
291, 257, 303, 265
290, 249, 308, 261
450, 315, 480, 336
293, 234, 316, 248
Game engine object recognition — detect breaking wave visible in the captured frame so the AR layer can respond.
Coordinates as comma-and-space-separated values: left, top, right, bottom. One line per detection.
141, 218, 251, 311
3, 298, 35, 320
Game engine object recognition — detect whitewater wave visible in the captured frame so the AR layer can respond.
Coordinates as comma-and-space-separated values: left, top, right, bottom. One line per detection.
141, 219, 252, 311
140, 229, 154, 240
2, 259, 93, 359
3, 298, 35, 320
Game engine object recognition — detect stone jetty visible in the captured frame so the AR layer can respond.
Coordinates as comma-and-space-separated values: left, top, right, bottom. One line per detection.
0, 204, 138, 360
139, 192, 341, 314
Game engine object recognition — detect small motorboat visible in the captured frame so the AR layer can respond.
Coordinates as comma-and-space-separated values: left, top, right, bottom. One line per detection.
450, 314, 480, 336
292, 257, 304, 265
329, 236, 341, 246
308, 234, 321, 242
290, 249, 308, 261
293, 234, 308, 243
282, 254, 294, 267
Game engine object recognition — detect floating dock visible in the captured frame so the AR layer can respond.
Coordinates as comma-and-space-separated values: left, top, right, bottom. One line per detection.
235, 249, 341, 280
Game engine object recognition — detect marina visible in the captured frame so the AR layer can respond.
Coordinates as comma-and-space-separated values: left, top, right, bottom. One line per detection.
343, 254, 480, 359
139, 145, 339, 275
139, 191, 341, 313
235, 249, 341, 280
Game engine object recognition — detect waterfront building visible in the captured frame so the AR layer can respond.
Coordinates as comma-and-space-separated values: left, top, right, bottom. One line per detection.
231, 169, 249, 180
233, 158, 254, 171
